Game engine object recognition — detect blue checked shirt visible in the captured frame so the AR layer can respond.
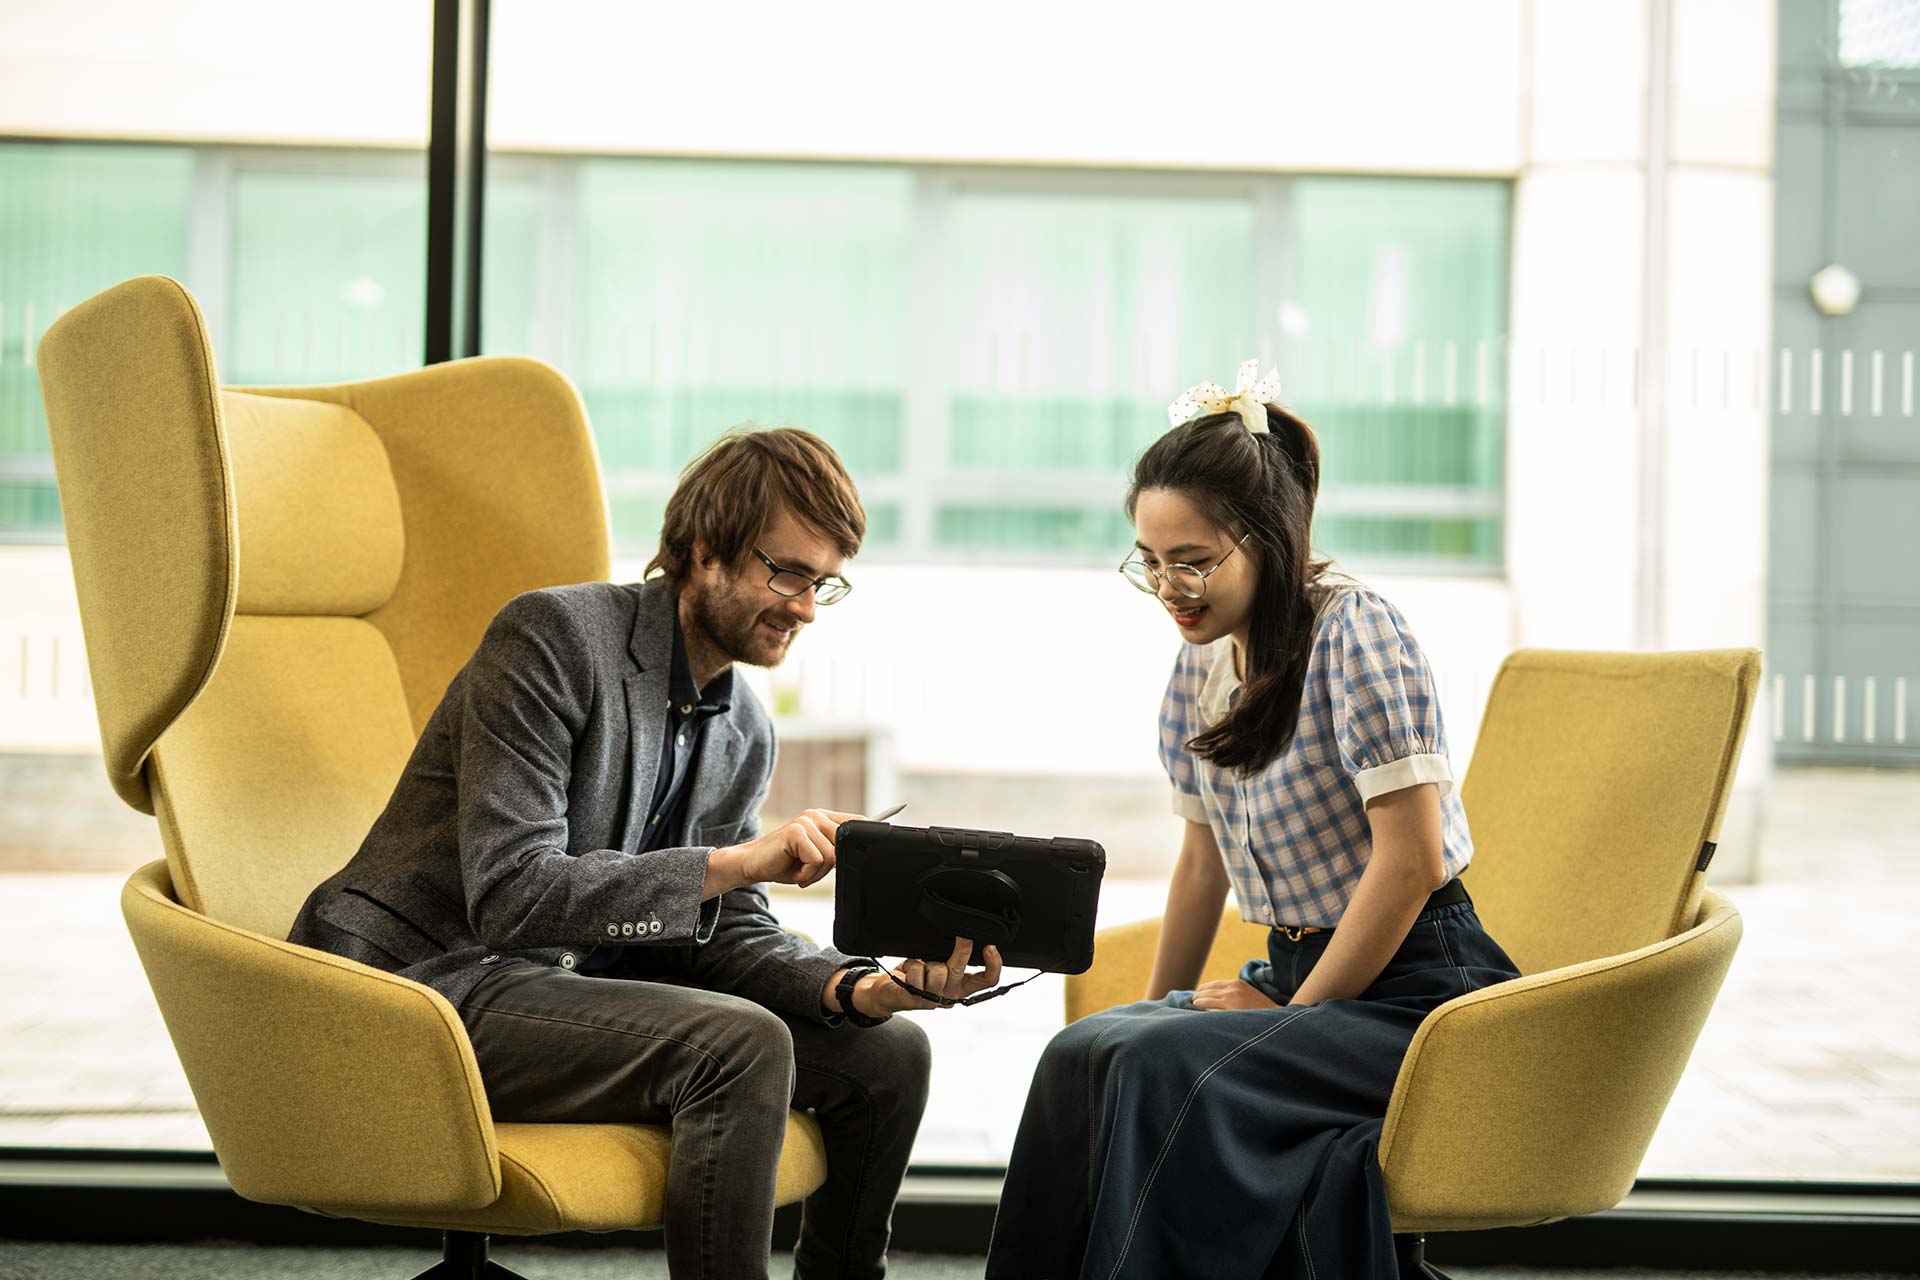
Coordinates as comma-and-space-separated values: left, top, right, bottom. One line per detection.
1159, 583, 1473, 929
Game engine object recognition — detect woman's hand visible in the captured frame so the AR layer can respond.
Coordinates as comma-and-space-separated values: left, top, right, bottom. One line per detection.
856, 937, 1003, 1015
1192, 978, 1280, 1011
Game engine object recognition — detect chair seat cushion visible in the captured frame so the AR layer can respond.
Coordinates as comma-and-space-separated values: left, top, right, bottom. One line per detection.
307, 1111, 828, 1235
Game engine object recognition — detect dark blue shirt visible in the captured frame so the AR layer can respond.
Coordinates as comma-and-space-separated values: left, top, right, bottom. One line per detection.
577, 606, 732, 974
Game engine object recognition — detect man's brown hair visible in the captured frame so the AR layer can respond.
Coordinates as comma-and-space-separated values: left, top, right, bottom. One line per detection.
646, 426, 865, 585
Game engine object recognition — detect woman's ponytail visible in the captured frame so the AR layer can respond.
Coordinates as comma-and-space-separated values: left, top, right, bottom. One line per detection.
1264, 403, 1321, 507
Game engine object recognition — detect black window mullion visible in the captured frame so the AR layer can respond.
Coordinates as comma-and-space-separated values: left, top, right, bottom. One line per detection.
425, 0, 489, 365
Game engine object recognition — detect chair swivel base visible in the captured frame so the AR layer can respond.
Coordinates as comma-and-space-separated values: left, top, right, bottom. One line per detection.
408, 1231, 531, 1280
1394, 1232, 1455, 1279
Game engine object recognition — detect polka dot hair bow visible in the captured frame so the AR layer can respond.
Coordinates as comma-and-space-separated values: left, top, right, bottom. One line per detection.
1167, 359, 1284, 434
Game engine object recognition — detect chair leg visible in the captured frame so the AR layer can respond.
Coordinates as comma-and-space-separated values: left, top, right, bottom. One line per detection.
1393, 1232, 1455, 1279
406, 1231, 532, 1279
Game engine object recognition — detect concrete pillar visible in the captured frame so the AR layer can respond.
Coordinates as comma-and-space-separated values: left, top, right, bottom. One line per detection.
1508, 0, 1776, 881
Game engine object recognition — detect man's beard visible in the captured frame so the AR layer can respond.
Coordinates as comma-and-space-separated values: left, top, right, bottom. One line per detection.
686, 577, 796, 669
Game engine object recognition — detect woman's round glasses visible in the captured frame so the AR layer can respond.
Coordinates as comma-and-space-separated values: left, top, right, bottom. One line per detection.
1117, 534, 1249, 600
754, 547, 852, 605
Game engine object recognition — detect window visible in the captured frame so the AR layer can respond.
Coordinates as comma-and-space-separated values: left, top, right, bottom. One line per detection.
482, 161, 1512, 571
0, 143, 427, 540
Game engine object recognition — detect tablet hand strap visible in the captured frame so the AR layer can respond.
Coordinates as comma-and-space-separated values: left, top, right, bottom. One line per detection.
852, 957, 1045, 1009
917, 885, 1021, 948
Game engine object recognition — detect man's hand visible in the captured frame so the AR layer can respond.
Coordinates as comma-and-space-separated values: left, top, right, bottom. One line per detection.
833, 938, 1004, 1018
1191, 978, 1280, 1011
704, 808, 860, 899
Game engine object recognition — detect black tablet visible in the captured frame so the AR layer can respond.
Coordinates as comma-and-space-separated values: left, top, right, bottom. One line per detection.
831, 820, 1107, 975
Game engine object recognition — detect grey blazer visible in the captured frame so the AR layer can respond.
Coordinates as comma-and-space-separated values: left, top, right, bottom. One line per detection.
287, 577, 855, 1017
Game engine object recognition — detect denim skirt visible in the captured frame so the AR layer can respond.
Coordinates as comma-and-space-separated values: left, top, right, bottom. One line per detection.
986, 893, 1521, 1280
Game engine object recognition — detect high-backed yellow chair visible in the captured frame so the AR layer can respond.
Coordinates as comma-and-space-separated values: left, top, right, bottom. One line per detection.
37, 276, 828, 1279
1066, 648, 1758, 1279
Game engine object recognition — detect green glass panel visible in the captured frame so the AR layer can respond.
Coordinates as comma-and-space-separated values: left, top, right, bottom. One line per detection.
935, 505, 1134, 553
225, 158, 427, 384
1308, 403, 1506, 490
860, 503, 901, 549
949, 393, 1169, 471
574, 160, 911, 554
1285, 177, 1509, 570
0, 481, 64, 537
943, 189, 1258, 473
608, 494, 670, 559
1290, 178, 1509, 361
0, 143, 195, 537
589, 388, 902, 476
1315, 515, 1502, 565
609, 496, 898, 561
481, 170, 544, 359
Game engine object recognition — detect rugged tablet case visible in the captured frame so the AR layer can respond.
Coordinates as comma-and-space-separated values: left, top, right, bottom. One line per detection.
831, 820, 1107, 974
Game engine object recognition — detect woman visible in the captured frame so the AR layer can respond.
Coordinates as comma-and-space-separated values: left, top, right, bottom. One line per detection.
985, 365, 1522, 1280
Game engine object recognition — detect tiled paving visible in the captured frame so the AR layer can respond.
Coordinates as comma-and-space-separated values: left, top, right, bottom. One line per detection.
0, 768, 1914, 1183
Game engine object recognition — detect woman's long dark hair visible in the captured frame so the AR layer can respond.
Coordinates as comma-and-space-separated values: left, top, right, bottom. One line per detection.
1126, 404, 1329, 773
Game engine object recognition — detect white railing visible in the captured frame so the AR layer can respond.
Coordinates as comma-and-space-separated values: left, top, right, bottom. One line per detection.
1773, 672, 1911, 748
1, 619, 97, 752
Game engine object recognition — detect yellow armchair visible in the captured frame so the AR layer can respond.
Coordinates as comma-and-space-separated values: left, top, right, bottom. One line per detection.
1065, 648, 1758, 1276
39, 276, 828, 1278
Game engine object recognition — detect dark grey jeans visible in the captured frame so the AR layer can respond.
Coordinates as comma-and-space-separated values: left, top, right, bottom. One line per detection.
459, 960, 931, 1280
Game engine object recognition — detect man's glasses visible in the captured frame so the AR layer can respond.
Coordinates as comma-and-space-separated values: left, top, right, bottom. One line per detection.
1117, 534, 1250, 600
754, 547, 852, 605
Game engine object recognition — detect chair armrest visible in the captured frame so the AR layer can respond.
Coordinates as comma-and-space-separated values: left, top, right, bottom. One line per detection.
1065, 917, 1164, 1024
121, 861, 502, 1213
1379, 891, 1743, 1229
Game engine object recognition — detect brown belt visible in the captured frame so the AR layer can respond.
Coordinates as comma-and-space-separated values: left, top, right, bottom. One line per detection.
1270, 877, 1469, 942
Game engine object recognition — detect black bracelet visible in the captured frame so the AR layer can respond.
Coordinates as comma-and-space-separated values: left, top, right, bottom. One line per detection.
834, 966, 890, 1027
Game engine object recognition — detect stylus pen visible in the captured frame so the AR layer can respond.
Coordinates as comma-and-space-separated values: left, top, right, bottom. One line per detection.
872, 803, 907, 823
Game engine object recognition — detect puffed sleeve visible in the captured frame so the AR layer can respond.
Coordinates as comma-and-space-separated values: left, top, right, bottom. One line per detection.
1158, 646, 1210, 823
1322, 591, 1456, 804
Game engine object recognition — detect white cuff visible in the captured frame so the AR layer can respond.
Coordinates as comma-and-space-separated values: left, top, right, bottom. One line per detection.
1352, 752, 1454, 804
1171, 789, 1209, 823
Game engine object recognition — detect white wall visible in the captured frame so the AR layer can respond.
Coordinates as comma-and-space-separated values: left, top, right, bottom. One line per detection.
643, 559, 1514, 780
1, 2, 1525, 174
0, 3, 433, 147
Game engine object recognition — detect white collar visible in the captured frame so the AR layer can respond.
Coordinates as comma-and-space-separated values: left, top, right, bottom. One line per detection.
1196, 638, 1241, 729
1191, 580, 1360, 729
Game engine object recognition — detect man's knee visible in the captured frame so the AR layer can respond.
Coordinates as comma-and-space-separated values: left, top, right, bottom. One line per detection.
844, 1015, 933, 1116
697, 994, 797, 1103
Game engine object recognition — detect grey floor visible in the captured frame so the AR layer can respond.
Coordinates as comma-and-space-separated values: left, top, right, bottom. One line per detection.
0, 1244, 1914, 1280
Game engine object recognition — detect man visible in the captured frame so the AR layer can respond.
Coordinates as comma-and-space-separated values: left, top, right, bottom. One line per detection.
289, 427, 999, 1279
